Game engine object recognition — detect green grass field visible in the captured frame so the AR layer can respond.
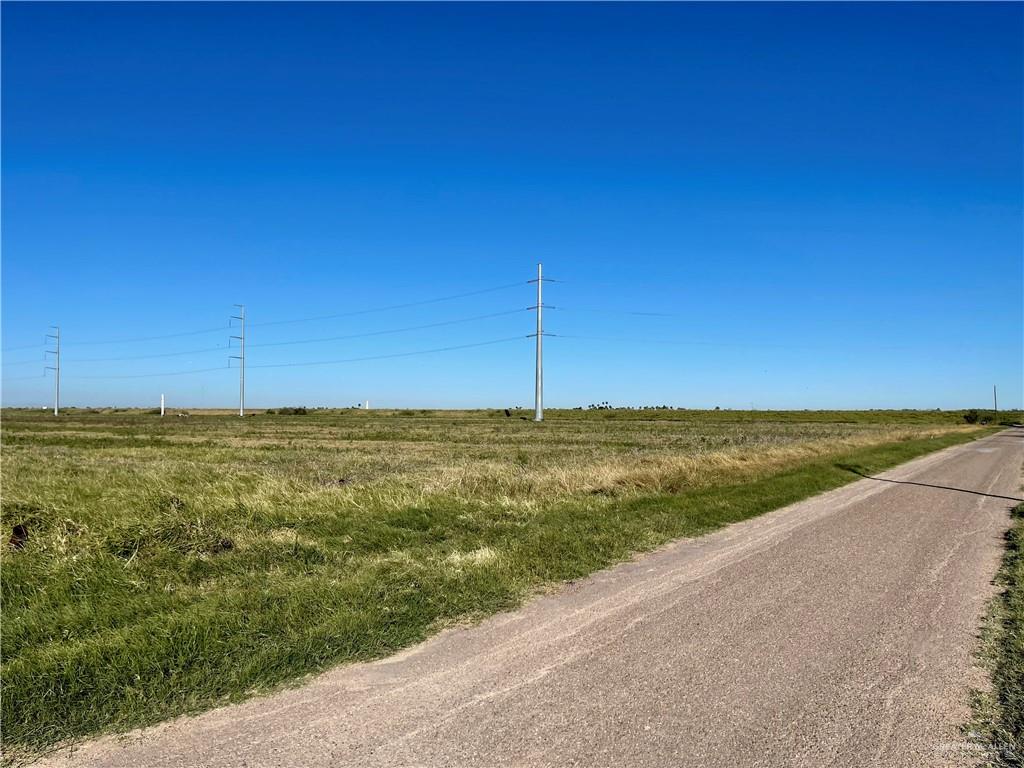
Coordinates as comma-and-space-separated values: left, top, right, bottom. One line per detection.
1, 407, 1013, 761
971, 502, 1024, 766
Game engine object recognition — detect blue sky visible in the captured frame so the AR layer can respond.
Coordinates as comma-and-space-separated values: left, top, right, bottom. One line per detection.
2, 2, 1021, 410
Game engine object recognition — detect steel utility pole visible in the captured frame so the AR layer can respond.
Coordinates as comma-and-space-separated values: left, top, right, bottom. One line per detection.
231, 305, 245, 417
45, 326, 60, 416
994, 385, 998, 413
530, 263, 544, 422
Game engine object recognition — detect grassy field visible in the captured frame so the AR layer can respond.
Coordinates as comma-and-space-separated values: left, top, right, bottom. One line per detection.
1, 407, 1013, 760
971, 502, 1024, 766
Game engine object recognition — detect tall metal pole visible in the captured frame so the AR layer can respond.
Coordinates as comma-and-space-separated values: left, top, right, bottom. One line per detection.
55, 328, 60, 416
240, 308, 245, 417
994, 384, 998, 413
45, 326, 60, 416
534, 262, 543, 422
231, 305, 245, 417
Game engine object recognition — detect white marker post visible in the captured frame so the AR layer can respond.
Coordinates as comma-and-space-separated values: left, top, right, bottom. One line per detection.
160, 394, 165, 417
364, 400, 370, 410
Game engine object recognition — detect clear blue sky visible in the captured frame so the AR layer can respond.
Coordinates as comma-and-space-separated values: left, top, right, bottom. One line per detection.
3, 2, 1021, 410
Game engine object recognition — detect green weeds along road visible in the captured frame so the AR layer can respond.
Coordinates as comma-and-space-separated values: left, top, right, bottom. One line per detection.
972, 502, 1024, 766
0, 408, 1010, 759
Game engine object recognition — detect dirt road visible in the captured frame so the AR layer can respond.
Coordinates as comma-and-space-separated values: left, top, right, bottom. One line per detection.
43, 429, 1023, 767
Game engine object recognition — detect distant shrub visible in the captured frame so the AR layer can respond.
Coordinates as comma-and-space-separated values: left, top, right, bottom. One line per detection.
964, 409, 980, 424
273, 407, 308, 416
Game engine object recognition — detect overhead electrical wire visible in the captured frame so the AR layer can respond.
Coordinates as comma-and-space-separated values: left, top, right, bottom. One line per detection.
6, 281, 529, 351
1, 342, 46, 353
64, 335, 527, 379
552, 331, 921, 354
68, 365, 231, 381
64, 326, 229, 347
552, 333, 814, 349
554, 307, 678, 317
2, 307, 527, 367
249, 335, 527, 369
249, 282, 527, 329
247, 308, 528, 349
65, 346, 228, 364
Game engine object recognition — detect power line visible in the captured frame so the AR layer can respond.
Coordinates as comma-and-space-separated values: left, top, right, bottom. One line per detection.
71, 364, 231, 380
249, 335, 527, 370
2, 342, 46, 353
249, 282, 526, 329
64, 326, 228, 347
62, 335, 528, 379
18, 281, 528, 349
9, 307, 526, 366
552, 333, 913, 352
247, 308, 528, 349
64, 346, 227, 363
552, 333, 822, 350
555, 307, 678, 318
12, 308, 524, 362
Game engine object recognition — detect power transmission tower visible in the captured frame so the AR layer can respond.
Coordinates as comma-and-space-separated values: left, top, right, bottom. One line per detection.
230, 305, 245, 416
528, 263, 552, 422
45, 326, 60, 415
